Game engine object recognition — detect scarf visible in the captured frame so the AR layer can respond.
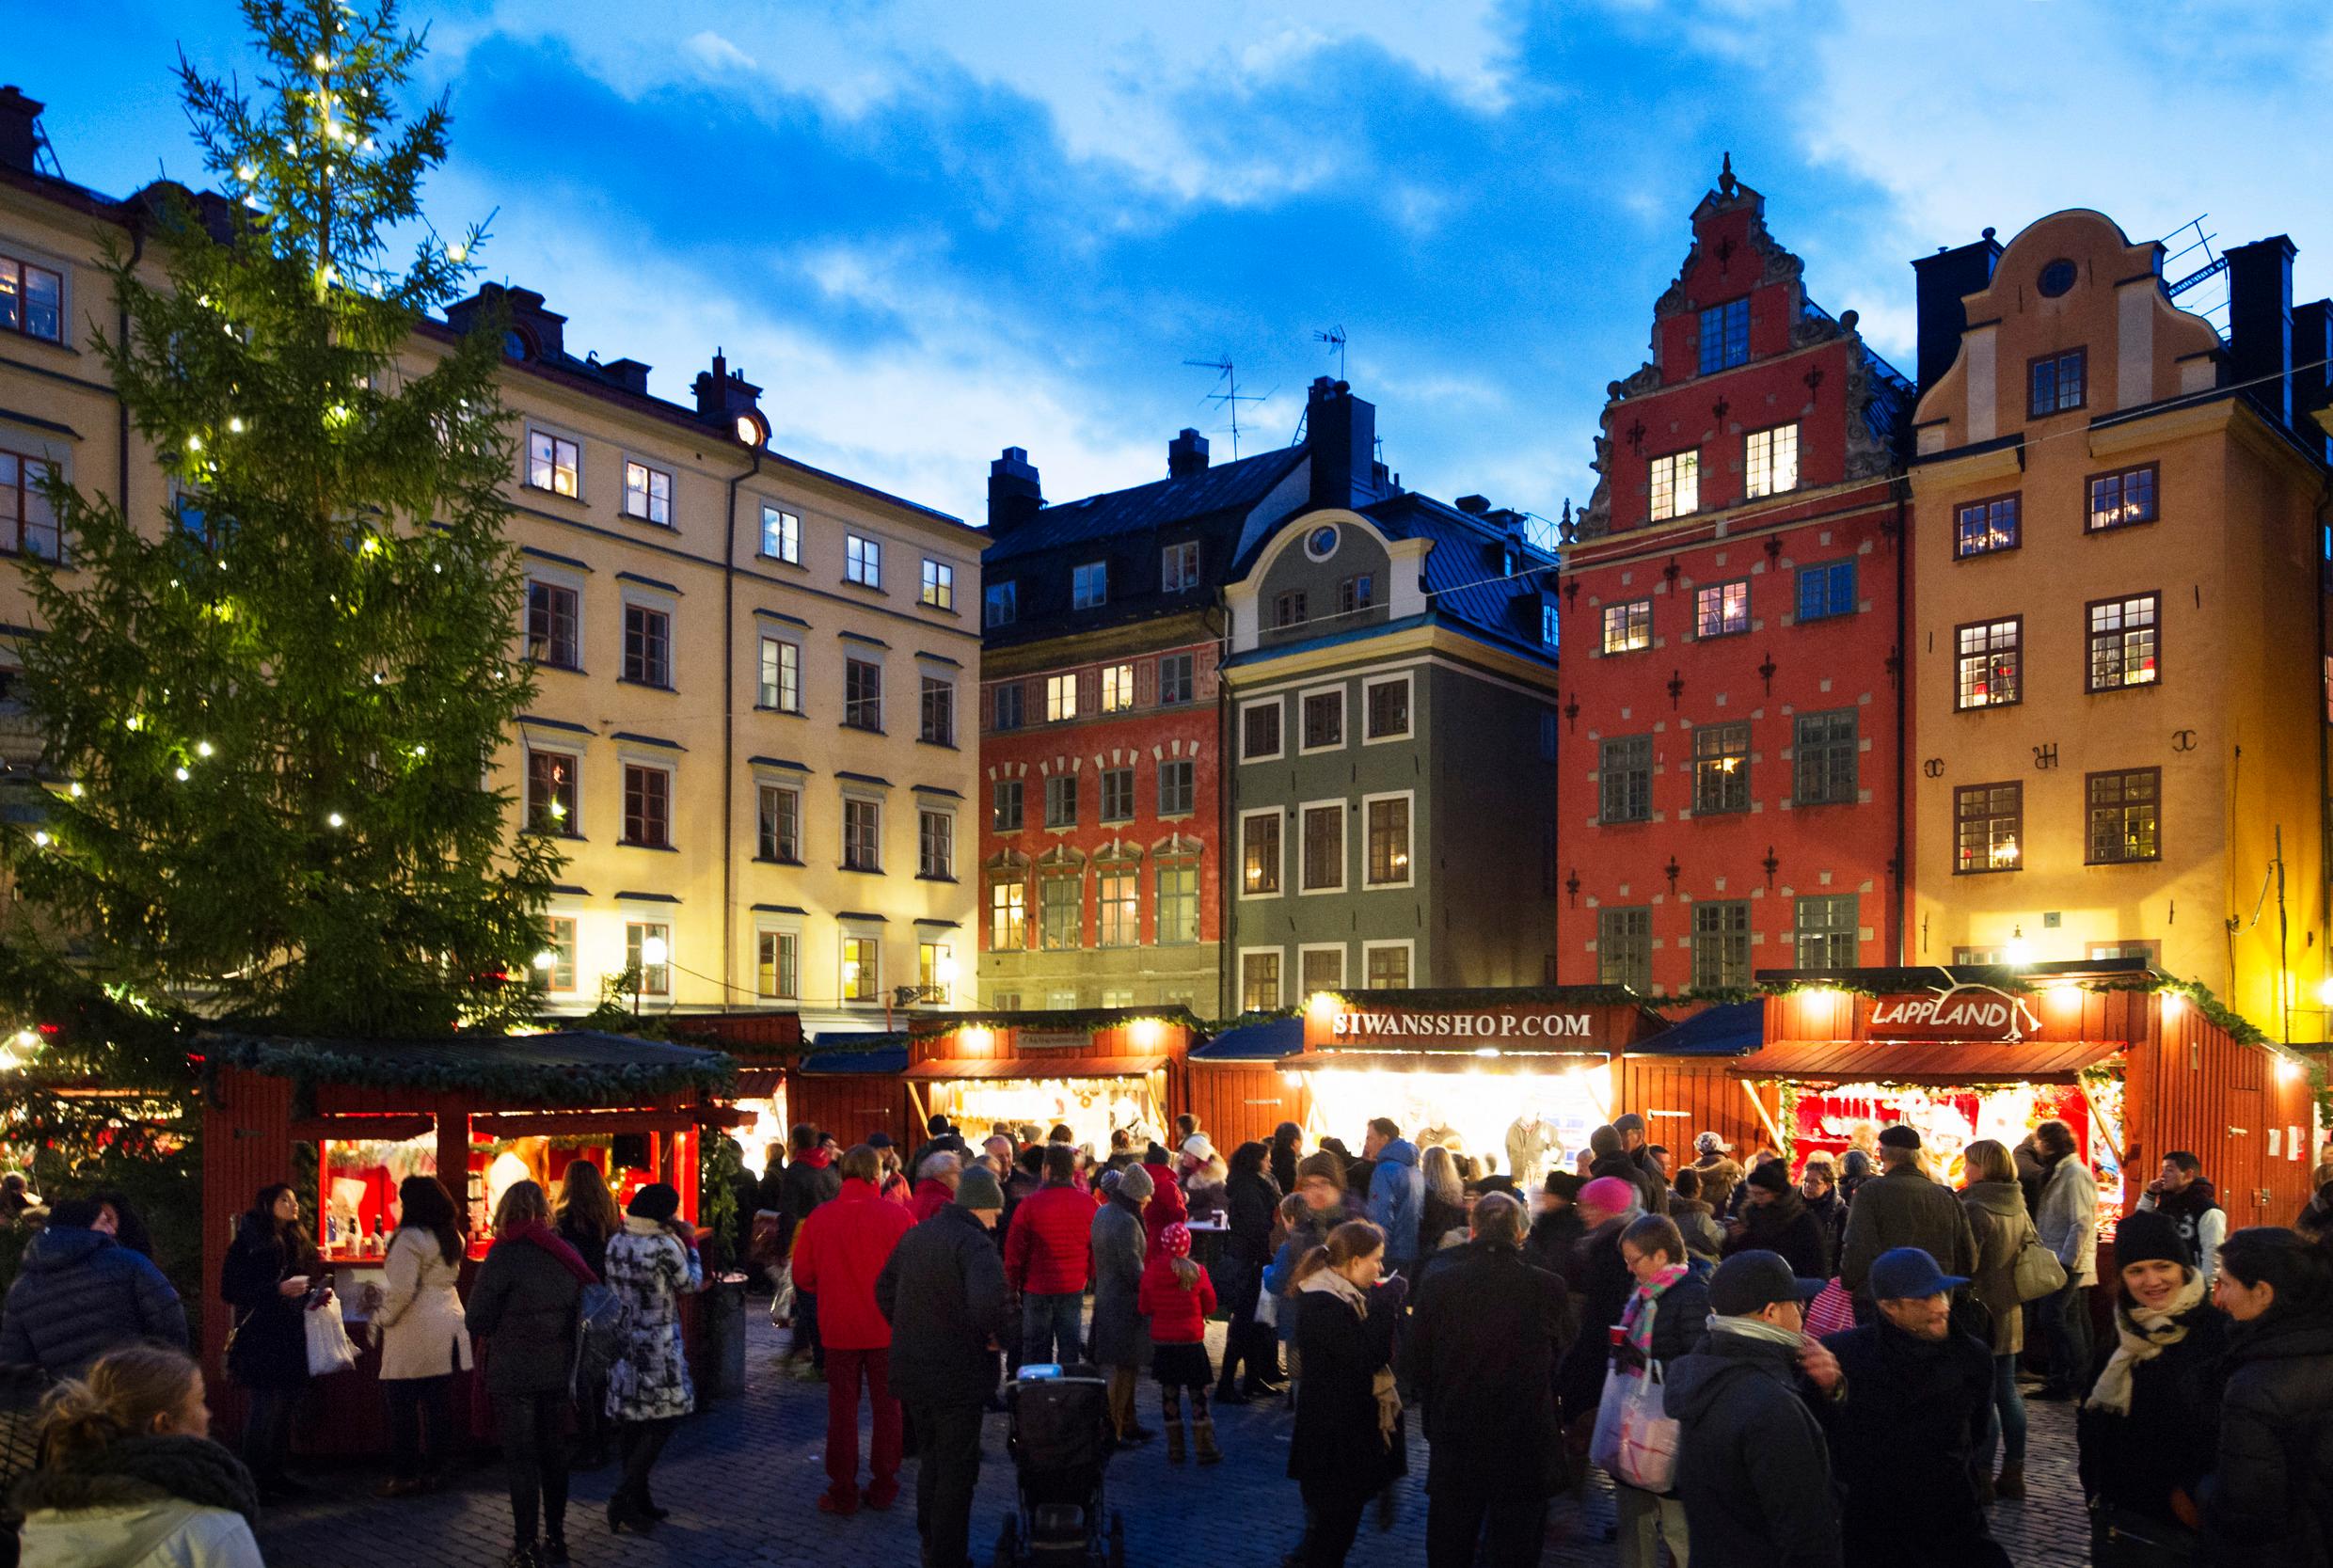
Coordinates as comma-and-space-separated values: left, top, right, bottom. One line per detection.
12, 1435, 259, 1521
2087, 1273, 2208, 1416
1621, 1263, 1690, 1359
504, 1217, 597, 1283
1298, 1270, 1402, 1448
1708, 1313, 1808, 1353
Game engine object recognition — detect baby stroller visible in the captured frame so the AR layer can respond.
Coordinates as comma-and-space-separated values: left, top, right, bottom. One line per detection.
995, 1364, 1125, 1568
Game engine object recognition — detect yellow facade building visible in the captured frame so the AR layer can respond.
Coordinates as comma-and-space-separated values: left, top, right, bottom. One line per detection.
1908, 208, 2332, 1035
0, 90, 980, 1033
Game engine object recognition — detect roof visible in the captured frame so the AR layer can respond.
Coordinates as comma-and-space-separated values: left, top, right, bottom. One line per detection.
910, 1005, 1200, 1035
1728, 1037, 2119, 1085
1364, 492, 1561, 655
902, 1054, 1167, 1082
985, 447, 1308, 564
1191, 1016, 1302, 1061
799, 1042, 911, 1076
1629, 1001, 1764, 1057
198, 1030, 733, 1105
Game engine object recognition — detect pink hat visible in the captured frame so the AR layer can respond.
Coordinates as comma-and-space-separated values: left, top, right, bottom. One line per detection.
1159, 1221, 1193, 1258
1579, 1176, 1640, 1216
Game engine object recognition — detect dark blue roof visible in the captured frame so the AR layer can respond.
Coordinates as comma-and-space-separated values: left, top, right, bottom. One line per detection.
800, 1037, 910, 1074
1366, 492, 1560, 654
1629, 1001, 1764, 1057
985, 447, 1308, 564
1192, 1016, 1302, 1061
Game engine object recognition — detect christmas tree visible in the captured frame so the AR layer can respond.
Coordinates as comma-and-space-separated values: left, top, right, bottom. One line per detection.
2, 0, 560, 1053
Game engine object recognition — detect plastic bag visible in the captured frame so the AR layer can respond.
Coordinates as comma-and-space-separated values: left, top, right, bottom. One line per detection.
1589, 1360, 1679, 1494
1253, 1285, 1278, 1328
1805, 1277, 1856, 1339
305, 1297, 359, 1377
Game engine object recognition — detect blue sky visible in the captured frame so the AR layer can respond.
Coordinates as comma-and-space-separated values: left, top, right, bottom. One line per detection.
17, 1, 2333, 529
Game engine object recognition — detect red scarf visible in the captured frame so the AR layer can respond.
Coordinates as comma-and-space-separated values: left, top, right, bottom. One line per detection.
805, 1148, 834, 1169
506, 1217, 597, 1284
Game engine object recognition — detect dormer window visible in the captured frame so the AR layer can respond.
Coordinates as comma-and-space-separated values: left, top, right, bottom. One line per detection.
1072, 561, 1107, 610
1698, 298, 1750, 374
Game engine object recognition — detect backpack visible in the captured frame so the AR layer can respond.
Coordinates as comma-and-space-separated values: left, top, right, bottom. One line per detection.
574, 1281, 628, 1392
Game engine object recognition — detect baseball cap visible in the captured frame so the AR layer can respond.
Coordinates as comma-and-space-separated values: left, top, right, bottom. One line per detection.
1869, 1247, 1970, 1301
1708, 1250, 1826, 1317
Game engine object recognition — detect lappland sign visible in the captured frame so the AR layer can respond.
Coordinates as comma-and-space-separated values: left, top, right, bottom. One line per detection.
1865, 983, 2042, 1043
1332, 1010, 1595, 1040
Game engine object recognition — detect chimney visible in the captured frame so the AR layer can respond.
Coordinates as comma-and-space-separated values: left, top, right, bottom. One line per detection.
1305, 377, 1377, 511
989, 447, 1042, 533
1911, 229, 2002, 393
1167, 427, 1210, 479
691, 349, 764, 431
2226, 235, 2296, 429
0, 87, 44, 175
598, 357, 653, 397
2293, 299, 2332, 462
1453, 494, 1491, 515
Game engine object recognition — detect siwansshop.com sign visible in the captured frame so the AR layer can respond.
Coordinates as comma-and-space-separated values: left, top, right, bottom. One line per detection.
1332, 1010, 1595, 1040
1865, 984, 2041, 1043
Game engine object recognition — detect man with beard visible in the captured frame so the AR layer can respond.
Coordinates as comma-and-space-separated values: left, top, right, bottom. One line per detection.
1722, 1159, 1830, 1282
2135, 1150, 2226, 1287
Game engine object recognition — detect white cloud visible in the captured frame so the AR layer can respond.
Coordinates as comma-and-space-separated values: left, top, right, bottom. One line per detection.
680, 30, 756, 74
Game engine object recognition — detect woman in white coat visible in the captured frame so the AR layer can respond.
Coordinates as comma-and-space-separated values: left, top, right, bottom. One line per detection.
368, 1174, 471, 1496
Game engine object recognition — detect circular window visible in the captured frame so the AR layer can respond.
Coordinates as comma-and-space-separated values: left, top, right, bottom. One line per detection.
2038, 259, 2077, 298
1304, 525, 1340, 562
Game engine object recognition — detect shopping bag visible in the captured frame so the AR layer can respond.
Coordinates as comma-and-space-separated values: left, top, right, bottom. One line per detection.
1610, 1361, 1680, 1494
1588, 1361, 1631, 1476
2011, 1219, 2069, 1303
1804, 1277, 1856, 1339
1253, 1284, 1278, 1329
304, 1297, 359, 1376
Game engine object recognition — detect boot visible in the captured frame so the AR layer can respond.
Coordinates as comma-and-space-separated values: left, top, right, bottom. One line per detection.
1994, 1463, 2026, 1501
1213, 1375, 1249, 1407
1165, 1418, 1186, 1464
1193, 1418, 1221, 1465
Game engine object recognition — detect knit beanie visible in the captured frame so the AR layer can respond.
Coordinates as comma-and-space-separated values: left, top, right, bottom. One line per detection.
1117, 1163, 1156, 1202
2114, 1207, 2192, 1272
1746, 1159, 1793, 1195
1579, 1176, 1638, 1216
1295, 1150, 1347, 1191
1543, 1171, 1586, 1201
1159, 1222, 1193, 1259
627, 1182, 681, 1222
955, 1165, 1005, 1212
1182, 1133, 1215, 1163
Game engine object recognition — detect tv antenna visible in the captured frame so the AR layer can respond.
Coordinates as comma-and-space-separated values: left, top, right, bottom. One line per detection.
1183, 356, 1266, 459
1314, 325, 1347, 382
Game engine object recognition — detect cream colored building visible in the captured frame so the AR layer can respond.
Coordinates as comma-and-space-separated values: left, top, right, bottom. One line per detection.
0, 90, 979, 1033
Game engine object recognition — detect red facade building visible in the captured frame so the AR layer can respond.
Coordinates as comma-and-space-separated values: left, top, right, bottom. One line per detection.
1556, 163, 1912, 995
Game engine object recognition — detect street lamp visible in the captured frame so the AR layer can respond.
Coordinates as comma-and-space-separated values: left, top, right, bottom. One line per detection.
638, 934, 669, 1014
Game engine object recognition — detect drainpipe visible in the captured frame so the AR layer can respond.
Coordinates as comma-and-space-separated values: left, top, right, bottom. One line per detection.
721, 444, 764, 1008
1893, 480, 1910, 962
1213, 601, 1233, 1016
2316, 468, 2332, 1018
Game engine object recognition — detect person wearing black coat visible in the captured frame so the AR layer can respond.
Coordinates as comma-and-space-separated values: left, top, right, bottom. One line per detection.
1403, 1196, 1569, 1568
2199, 1227, 2333, 1568
468, 1180, 594, 1564
1722, 1163, 1831, 1282
1215, 1145, 1282, 1403
218, 1184, 320, 1501
1526, 1175, 1588, 1287
1286, 1221, 1406, 1568
1555, 1212, 1636, 1428
779, 1127, 843, 1371
1270, 1122, 1304, 1201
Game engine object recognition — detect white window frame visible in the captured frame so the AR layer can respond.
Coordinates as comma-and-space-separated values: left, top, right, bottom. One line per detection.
1745, 423, 1800, 499
1298, 942, 1347, 994
525, 423, 582, 499
1100, 662, 1135, 713
621, 456, 675, 526
842, 652, 884, 732
1297, 685, 1347, 755
1162, 540, 1199, 592
759, 501, 801, 563
840, 930, 882, 1005
754, 777, 802, 863
846, 532, 882, 589
919, 671, 957, 746
757, 633, 802, 713
1072, 560, 1107, 609
989, 877, 1028, 951
1361, 673, 1413, 744
1650, 450, 1698, 521
919, 940, 956, 1005
1045, 673, 1079, 722
524, 575, 584, 671
1238, 946, 1286, 1011
754, 920, 801, 1001
1239, 808, 1285, 900
841, 791, 884, 873
541, 911, 581, 995
625, 919, 672, 996
1361, 788, 1415, 889
1361, 939, 1415, 990
985, 580, 1017, 627
1297, 798, 1347, 895
1239, 696, 1284, 762
523, 743, 582, 836
917, 806, 956, 879
618, 580, 679, 689
618, 757, 676, 849
921, 558, 956, 610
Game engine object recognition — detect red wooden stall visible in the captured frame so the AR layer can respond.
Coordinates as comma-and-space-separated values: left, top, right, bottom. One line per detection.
903, 1006, 1200, 1152
1186, 1016, 1307, 1149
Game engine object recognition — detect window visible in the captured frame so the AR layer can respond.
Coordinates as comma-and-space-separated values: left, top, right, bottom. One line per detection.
1955, 618, 2022, 709
527, 430, 579, 496
542, 916, 578, 992
1157, 652, 1195, 705
1242, 811, 1282, 895
757, 637, 800, 712
990, 879, 1027, 950
1672, 902, 1746, 992
1301, 947, 1345, 992
840, 936, 879, 1002
1301, 804, 1344, 892
1602, 599, 1653, 654
1745, 423, 1800, 498
1273, 590, 1307, 628
2028, 349, 2087, 417
2088, 465, 2158, 532
1598, 908, 1651, 990
920, 674, 956, 745
845, 533, 882, 588
1365, 943, 1411, 990
919, 942, 953, 1002
1241, 950, 1282, 1011
992, 683, 1024, 731
626, 922, 671, 996
525, 751, 578, 835
756, 930, 799, 1000
918, 809, 954, 879
1338, 575, 1375, 616
2087, 594, 2160, 691
1157, 861, 1198, 944
1100, 767, 1135, 823
1955, 495, 2020, 558
0, 256, 64, 342
1072, 561, 1107, 609
1366, 796, 1411, 886
1796, 560, 1856, 622
1097, 865, 1137, 946
760, 504, 800, 562
1793, 709, 1858, 806
1157, 758, 1194, 816
1100, 663, 1135, 712
1691, 722, 1750, 815
1650, 451, 1700, 521
1045, 775, 1078, 829
1954, 783, 2023, 873
1600, 736, 1653, 824
1693, 579, 1749, 638
622, 605, 671, 688
1045, 673, 1078, 722
622, 460, 673, 525
0, 451, 59, 559
920, 559, 955, 610
1302, 689, 1343, 751
1242, 702, 1282, 761
1040, 871, 1082, 950
1698, 298, 1750, 374
2087, 768, 2160, 864
1795, 895, 1858, 969
1365, 677, 1410, 739
992, 779, 1024, 832
984, 580, 1016, 627
1542, 603, 1560, 647
843, 797, 882, 871
526, 581, 579, 669
844, 657, 882, 731
1162, 541, 1199, 592
756, 783, 801, 862
622, 764, 671, 848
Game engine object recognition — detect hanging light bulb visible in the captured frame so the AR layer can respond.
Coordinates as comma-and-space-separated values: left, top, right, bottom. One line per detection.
313, 51, 331, 70
172, 767, 190, 782
67, 783, 83, 799
325, 812, 345, 829
228, 417, 246, 434
30, 831, 50, 847
195, 741, 214, 758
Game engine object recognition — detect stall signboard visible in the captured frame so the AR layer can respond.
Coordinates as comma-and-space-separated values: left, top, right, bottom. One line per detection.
1330, 1007, 1596, 1041
1865, 983, 2042, 1042
1017, 1029, 1091, 1052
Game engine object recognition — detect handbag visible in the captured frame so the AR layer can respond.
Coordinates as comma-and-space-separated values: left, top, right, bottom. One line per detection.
1804, 1277, 1856, 1338
1253, 1284, 1279, 1328
1589, 1360, 1680, 1493
304, 1297, 359, 1376
2091, 1504, 2198, 1568
573, 1281, 628, 1394
2012, 1217, 2069, 1302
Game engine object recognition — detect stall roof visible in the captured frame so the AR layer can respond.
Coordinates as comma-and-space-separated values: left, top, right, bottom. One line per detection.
1192, 1016, 1302, 1060
902, 1054, 1167, 1082
908, 1005, 1200, 1035
799, 1042, 912, 1076
1728, 1037, 2120, 1085
1284, 1048, 1606, 1075
198, 1030, 734, 1104
1629, 1002, 1764, 1057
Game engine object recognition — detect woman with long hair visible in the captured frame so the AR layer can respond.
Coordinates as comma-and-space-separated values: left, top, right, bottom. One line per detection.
602, 1182, 703, 1534
1214, 1140, 1284, 1405
370, 1175, 469, 1497
1960, 1138, 2035, 1501
1285, 1220, 1405, 1568
553, 1161, 621, 1469
218, 1182, 320, 1503
2202, 1227, 2333, 1564
468, 1179, 595, 1568
1270, 1121, 1305, 1200
14, 1343, 262, 1567
1419, 1146, 1467, 1253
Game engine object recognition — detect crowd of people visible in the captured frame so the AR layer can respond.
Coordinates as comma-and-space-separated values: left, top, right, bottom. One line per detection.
5, 1110, 2333, 1567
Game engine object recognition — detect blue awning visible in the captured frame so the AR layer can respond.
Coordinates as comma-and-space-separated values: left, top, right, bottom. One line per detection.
1629, 1001, 1764, 1057
1192, 1016, 1302, 1061
799, 1040, 910, 1075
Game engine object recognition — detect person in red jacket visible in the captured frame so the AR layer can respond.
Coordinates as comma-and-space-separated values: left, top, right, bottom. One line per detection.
1136, 1221, 1220, 1464
1141, 1163, 1189, 1260
790, 1144, 917, 1514
909, 1151, 961, 1223
1003, 1144, 1094, 1367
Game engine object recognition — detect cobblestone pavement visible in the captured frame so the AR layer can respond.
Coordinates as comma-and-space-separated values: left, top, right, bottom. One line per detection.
257, 1312, 2098, 1567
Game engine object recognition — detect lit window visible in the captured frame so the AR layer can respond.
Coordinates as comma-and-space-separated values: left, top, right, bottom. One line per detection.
1955, 619, 2021, 708
1745, 424, 1799, 499
622, 460, 672, 525
2087, 466, 2158, 532
760, 504, 800, 562
920, 674, 955, 745
990, 879, 1027, 949
1040, 871, 1082, 950
1097, 865, 1137, 945
756, 783, 801, 862
1366, 796, 1410, 886
1162, 541, 1199, 592
2029, 349, 2087, 417
1698, 298, 1750, 374
543, 916, 578, 993
921, 559, 955, 610
525, 751, 578, 835
1796, 560, 1856, 622
757, 637, 800, 712
1301, 948, 1344, 992
844, 657, 882, 731
918, 809, 953, 879
846, 533, 881, 588
1955, 783, 2023, 873
756, 930, 798, 999
1691, 722, 1750, 815
919, 942, 953, 1001
842, 797, 882, 871
1242, 950, 1282, 1011
526, 581, 579, 669
1365, 944, 1410, 990
1045, 673, 1078, 722
2087, 769, 2160, 864
527, 430, 579, 497
1542, 603, 1559, 647
622, 765, 671, 848
840, 935, 879, 1001
626, 922, 671, 995
1242, 811, 1281, 895
2087, 594, 2160, 691
1955, 496, 2020, 558
1651, 451, 1700, 521
1072, 561, 1107, 609
1101, 663, 1135, 712
0, 256, 65, 342
1693, 579, 1749, 638
1301, 804, 1343, 892
1602, 599, 1652, 654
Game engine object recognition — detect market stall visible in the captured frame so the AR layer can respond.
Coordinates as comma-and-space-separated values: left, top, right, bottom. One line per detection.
1614, 1000, 1779, 1160
788, 1035, 910, 1146
1186, 1015, 1307, 1149
904, 1006, 1200, 1154
666, 1009, 802, 1171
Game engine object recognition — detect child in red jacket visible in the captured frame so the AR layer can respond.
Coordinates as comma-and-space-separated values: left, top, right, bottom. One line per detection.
1135, 1221, 1219, 1465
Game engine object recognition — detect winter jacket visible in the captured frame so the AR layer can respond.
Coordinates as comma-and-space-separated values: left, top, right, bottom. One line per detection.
219, 1215, 317, 1391
1555, 1215, 1635, 1423
1402, 1241, 1569, 1494
1526, 1206, 1586, 1287
1138, 1165, 1188, 1260
464, 1230, 584, 1397
908, 1179, 955, 1225
1837, 1164, 1977, 1295
1800, 1186, 1842, 1241
0, 1225, 187, 1379
1265, 1201, 1342, 1349
1592, 1153, 1664, 1221
1087, 1196, 1151, 1369
2135, 1180, 2226, 1284
1667, 1327, 1843, 1568
1690, 1154, 1744, 1220
1669, 1199, 1724, 1261
13, 1434, 261, 1568
2032, 1152, 2097, 1286
1135, 1254, 1215, 1345
1819, 1316, 1997, 1563
1365, 1139, 1425, 1263
875, 1204, 1012, 1408
1626, 1146, 1671, 1215
1287, 1275, 1406, 1492
554, 1214, 612, 1282
1180, 1155, 1230, 1219
1224, 1169, 1278, 1265
372, 1228, 471, 1381
1270, 1137, 1301, 1198
1959, 1180, 2030, 1356
1614, 1261, 1711, 1371
603, 1217, 701, 1421
1003, 1180, 1094, 1296
1724, 1192, 1832, 1282
791, 1177, 915, 1350
1419, 1192, 1468, 1255
779, 1154, 842, 1247
2075, 1297, 2227, 1533
2200, 1312, 2333, 1567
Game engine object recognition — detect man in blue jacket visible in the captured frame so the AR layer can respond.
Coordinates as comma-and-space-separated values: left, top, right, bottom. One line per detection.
0, 1196, 187, 1377
1362, 1118, 1424, 1268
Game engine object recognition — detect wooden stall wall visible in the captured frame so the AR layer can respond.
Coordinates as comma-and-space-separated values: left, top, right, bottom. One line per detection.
1614, 1056, 1780, 1158
1185, 1063, 1305, 1150
199, 1066, 295, 1418
2128, 1005, 2315, 1227
788, 1071, 907, 1146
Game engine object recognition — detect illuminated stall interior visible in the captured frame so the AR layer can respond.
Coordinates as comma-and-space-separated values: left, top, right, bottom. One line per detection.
904, 1010, 1196, 1155
1288, 1052, 1614, 1185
